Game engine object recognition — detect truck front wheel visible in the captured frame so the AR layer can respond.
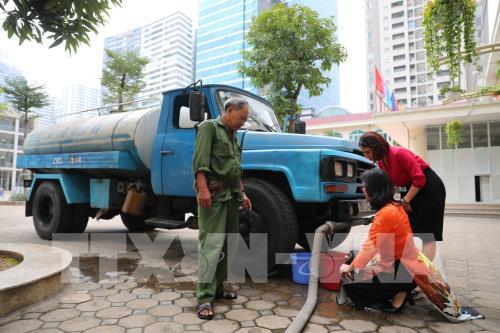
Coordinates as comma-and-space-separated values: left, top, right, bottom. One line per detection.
32, 181, 72, 240
239, 179, 298, 271
120, 212, 155, 232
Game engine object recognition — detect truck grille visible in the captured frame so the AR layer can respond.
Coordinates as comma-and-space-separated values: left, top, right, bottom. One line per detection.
356, 161, 375, 184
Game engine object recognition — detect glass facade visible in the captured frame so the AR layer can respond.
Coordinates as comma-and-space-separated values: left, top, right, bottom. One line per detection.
196, 0, 341, 111
285, 0, 340, 111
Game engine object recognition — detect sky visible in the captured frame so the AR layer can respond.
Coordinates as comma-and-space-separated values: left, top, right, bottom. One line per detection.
0, 0, 366, 112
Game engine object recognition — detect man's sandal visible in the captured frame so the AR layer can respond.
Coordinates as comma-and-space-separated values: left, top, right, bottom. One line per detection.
216, 290, 237, 300
197, 302, 214, 320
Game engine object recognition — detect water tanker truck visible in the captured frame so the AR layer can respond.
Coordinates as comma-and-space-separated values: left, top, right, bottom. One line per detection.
17, 84, 373, 269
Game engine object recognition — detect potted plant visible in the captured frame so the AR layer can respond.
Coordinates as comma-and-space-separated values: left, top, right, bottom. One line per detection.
445, 120, 463, 147
440, 86, 464, 100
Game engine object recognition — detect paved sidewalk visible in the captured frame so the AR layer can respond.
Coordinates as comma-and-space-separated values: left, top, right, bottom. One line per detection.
0, 209, 499, 332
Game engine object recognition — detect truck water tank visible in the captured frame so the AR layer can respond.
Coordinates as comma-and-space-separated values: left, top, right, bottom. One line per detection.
23, 108, 161, 170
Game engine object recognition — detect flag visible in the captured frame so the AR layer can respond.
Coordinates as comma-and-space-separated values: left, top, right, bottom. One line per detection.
374, 66, 384, 96
391, 91, 396, 111
385, 83, 392, 108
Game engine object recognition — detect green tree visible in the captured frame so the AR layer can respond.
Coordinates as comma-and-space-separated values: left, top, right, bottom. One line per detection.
101, 49, 149, 112
0, 88, 8, 113
1, 76, 48, 137
239, 3, 347, 122
323, 129, 343, 138
423, 0, 477, 86
0, 0, 122, 52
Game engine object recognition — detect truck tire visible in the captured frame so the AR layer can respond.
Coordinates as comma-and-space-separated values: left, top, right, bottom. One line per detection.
120, 212, 155, 232
69, 204, 89, 233
239, 178, 298, 271
32, 181, 72, 240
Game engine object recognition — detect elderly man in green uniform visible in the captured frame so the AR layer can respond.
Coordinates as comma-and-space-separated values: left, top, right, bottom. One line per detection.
193, 97, 252, 320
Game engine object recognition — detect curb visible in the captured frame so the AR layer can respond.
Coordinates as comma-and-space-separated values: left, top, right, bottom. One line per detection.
0, 201, 26, 206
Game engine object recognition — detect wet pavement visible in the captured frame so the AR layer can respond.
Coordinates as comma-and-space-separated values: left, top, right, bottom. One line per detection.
1, 205, 500, 333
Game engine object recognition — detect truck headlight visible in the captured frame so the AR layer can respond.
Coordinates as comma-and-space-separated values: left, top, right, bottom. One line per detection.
334, 161, 343, 177
347, 163, 354, 178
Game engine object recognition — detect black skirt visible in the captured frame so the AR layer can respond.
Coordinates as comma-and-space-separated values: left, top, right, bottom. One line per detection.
406, 167, 446, 242
339, 260, 416, 309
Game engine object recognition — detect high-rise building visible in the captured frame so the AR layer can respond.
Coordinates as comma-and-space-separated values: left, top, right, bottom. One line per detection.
33, 96, 64, 128
195, 0, 340, 112
103, 12, 194, 106
57, 84, 100, 123
365, 0, 490, 112
285, 0, 341, 111
0, 54, 22, 105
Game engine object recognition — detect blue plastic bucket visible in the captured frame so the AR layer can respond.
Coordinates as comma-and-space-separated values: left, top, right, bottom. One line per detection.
290, 252, 311, 285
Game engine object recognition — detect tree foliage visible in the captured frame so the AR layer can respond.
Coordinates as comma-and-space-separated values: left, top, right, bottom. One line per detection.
239, 3, 347, 120
423, 0, 477, 85
0, 0, 122, 52
101, 49, 149, 112
1, 75, 49, 137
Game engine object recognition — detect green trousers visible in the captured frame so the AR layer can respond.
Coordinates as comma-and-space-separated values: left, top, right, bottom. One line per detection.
196, 196, 239, 304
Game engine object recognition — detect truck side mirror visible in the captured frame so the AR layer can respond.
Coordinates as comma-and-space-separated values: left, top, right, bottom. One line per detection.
294, 120, 306, 134
189, 91, 205, 122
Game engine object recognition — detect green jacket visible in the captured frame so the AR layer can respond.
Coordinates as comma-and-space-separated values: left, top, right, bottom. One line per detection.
192, 117, 242, 202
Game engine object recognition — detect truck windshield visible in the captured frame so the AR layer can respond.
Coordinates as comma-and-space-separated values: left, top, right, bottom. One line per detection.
216, 90, 280, 132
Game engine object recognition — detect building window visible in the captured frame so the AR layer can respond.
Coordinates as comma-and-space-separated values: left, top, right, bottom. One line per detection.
394, 76, 406, 83
349, 130, 365, 143
391, 1, 404, 8
392, 22, 404, 29
490, 121, 500, 146
392, 11, 404, 19
473, 123, 488, 147
458, 123, 472, 148
393, 54, 406, 61
427, 127, 440, 150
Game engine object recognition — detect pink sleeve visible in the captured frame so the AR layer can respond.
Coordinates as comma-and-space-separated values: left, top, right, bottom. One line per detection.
396, 149, 426, 188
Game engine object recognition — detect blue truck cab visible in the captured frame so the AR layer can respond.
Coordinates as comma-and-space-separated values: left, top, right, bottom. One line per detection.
18, 84, 373, 269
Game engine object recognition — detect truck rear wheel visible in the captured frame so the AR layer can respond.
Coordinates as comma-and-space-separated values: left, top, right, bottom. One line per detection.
69, 204, 89, 233
120, 212, 155, 232
32, 181, 72, 240
239, 179, 298, 272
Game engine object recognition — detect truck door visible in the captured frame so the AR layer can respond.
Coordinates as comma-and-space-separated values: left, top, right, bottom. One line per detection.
160, 91, 212, 196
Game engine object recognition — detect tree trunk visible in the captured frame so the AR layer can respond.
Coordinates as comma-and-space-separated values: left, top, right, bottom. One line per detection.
118, 73, 126, 112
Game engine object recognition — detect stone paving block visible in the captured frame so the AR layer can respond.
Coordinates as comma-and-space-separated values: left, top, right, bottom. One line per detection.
339, 319, 378, 332
232, 304, 244, 309
76, 300, 111, 312
226, 309, 259, 321
148, 304, 182, 317
42, 322, 60, 328
235, 328, 272, 333
327, 325, 344, 331
214, 304, 231, 314
261, 292, 287, 302
96, 306, 132, 319
144, 322, 184, 333
107, 292, 137, 303
202, 318, 240, 333
132, 287, 154, 295
255, 315, 291, 329
22, 312, 42, 319
228, 295, 249, 305
240, 320, 255, 327
173, 297, 197, 308
93, 296, 106, 301
126, 328, 142, 333
30, 329, 64, 333
113, 282, 138, 290
0, 319, 43, 332
173, 312, 206, 325
157, 316, 172, 321
133, 309, 147, 314
309, 314, 338, 325
59, 317, 101, 331
379, 326, 419, 333
185, 324, 202, 331
81, 311, 97, 317
84, 325, 125, 333
273, 306, 299, 317
60, 303, 76, 309
126, 298, 159, 309
472, 318, 500, 331
60, 294, 92, 304
75, 282, 101, 291
386, 314, 426, 328
138, 294, 151, 299
118, 314, 156, 328
303, 322, 328, 333
258, 309, 274, 316
160, 300, 173, 305
245, 300, 275, 311
427, 322, 472, 333
238, 288, 263, 297
152, 291, 181, 301
102, 318, 119, 325
473, 299, 500, 310
40, 308, 81, 322
112, 302, 126, 307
